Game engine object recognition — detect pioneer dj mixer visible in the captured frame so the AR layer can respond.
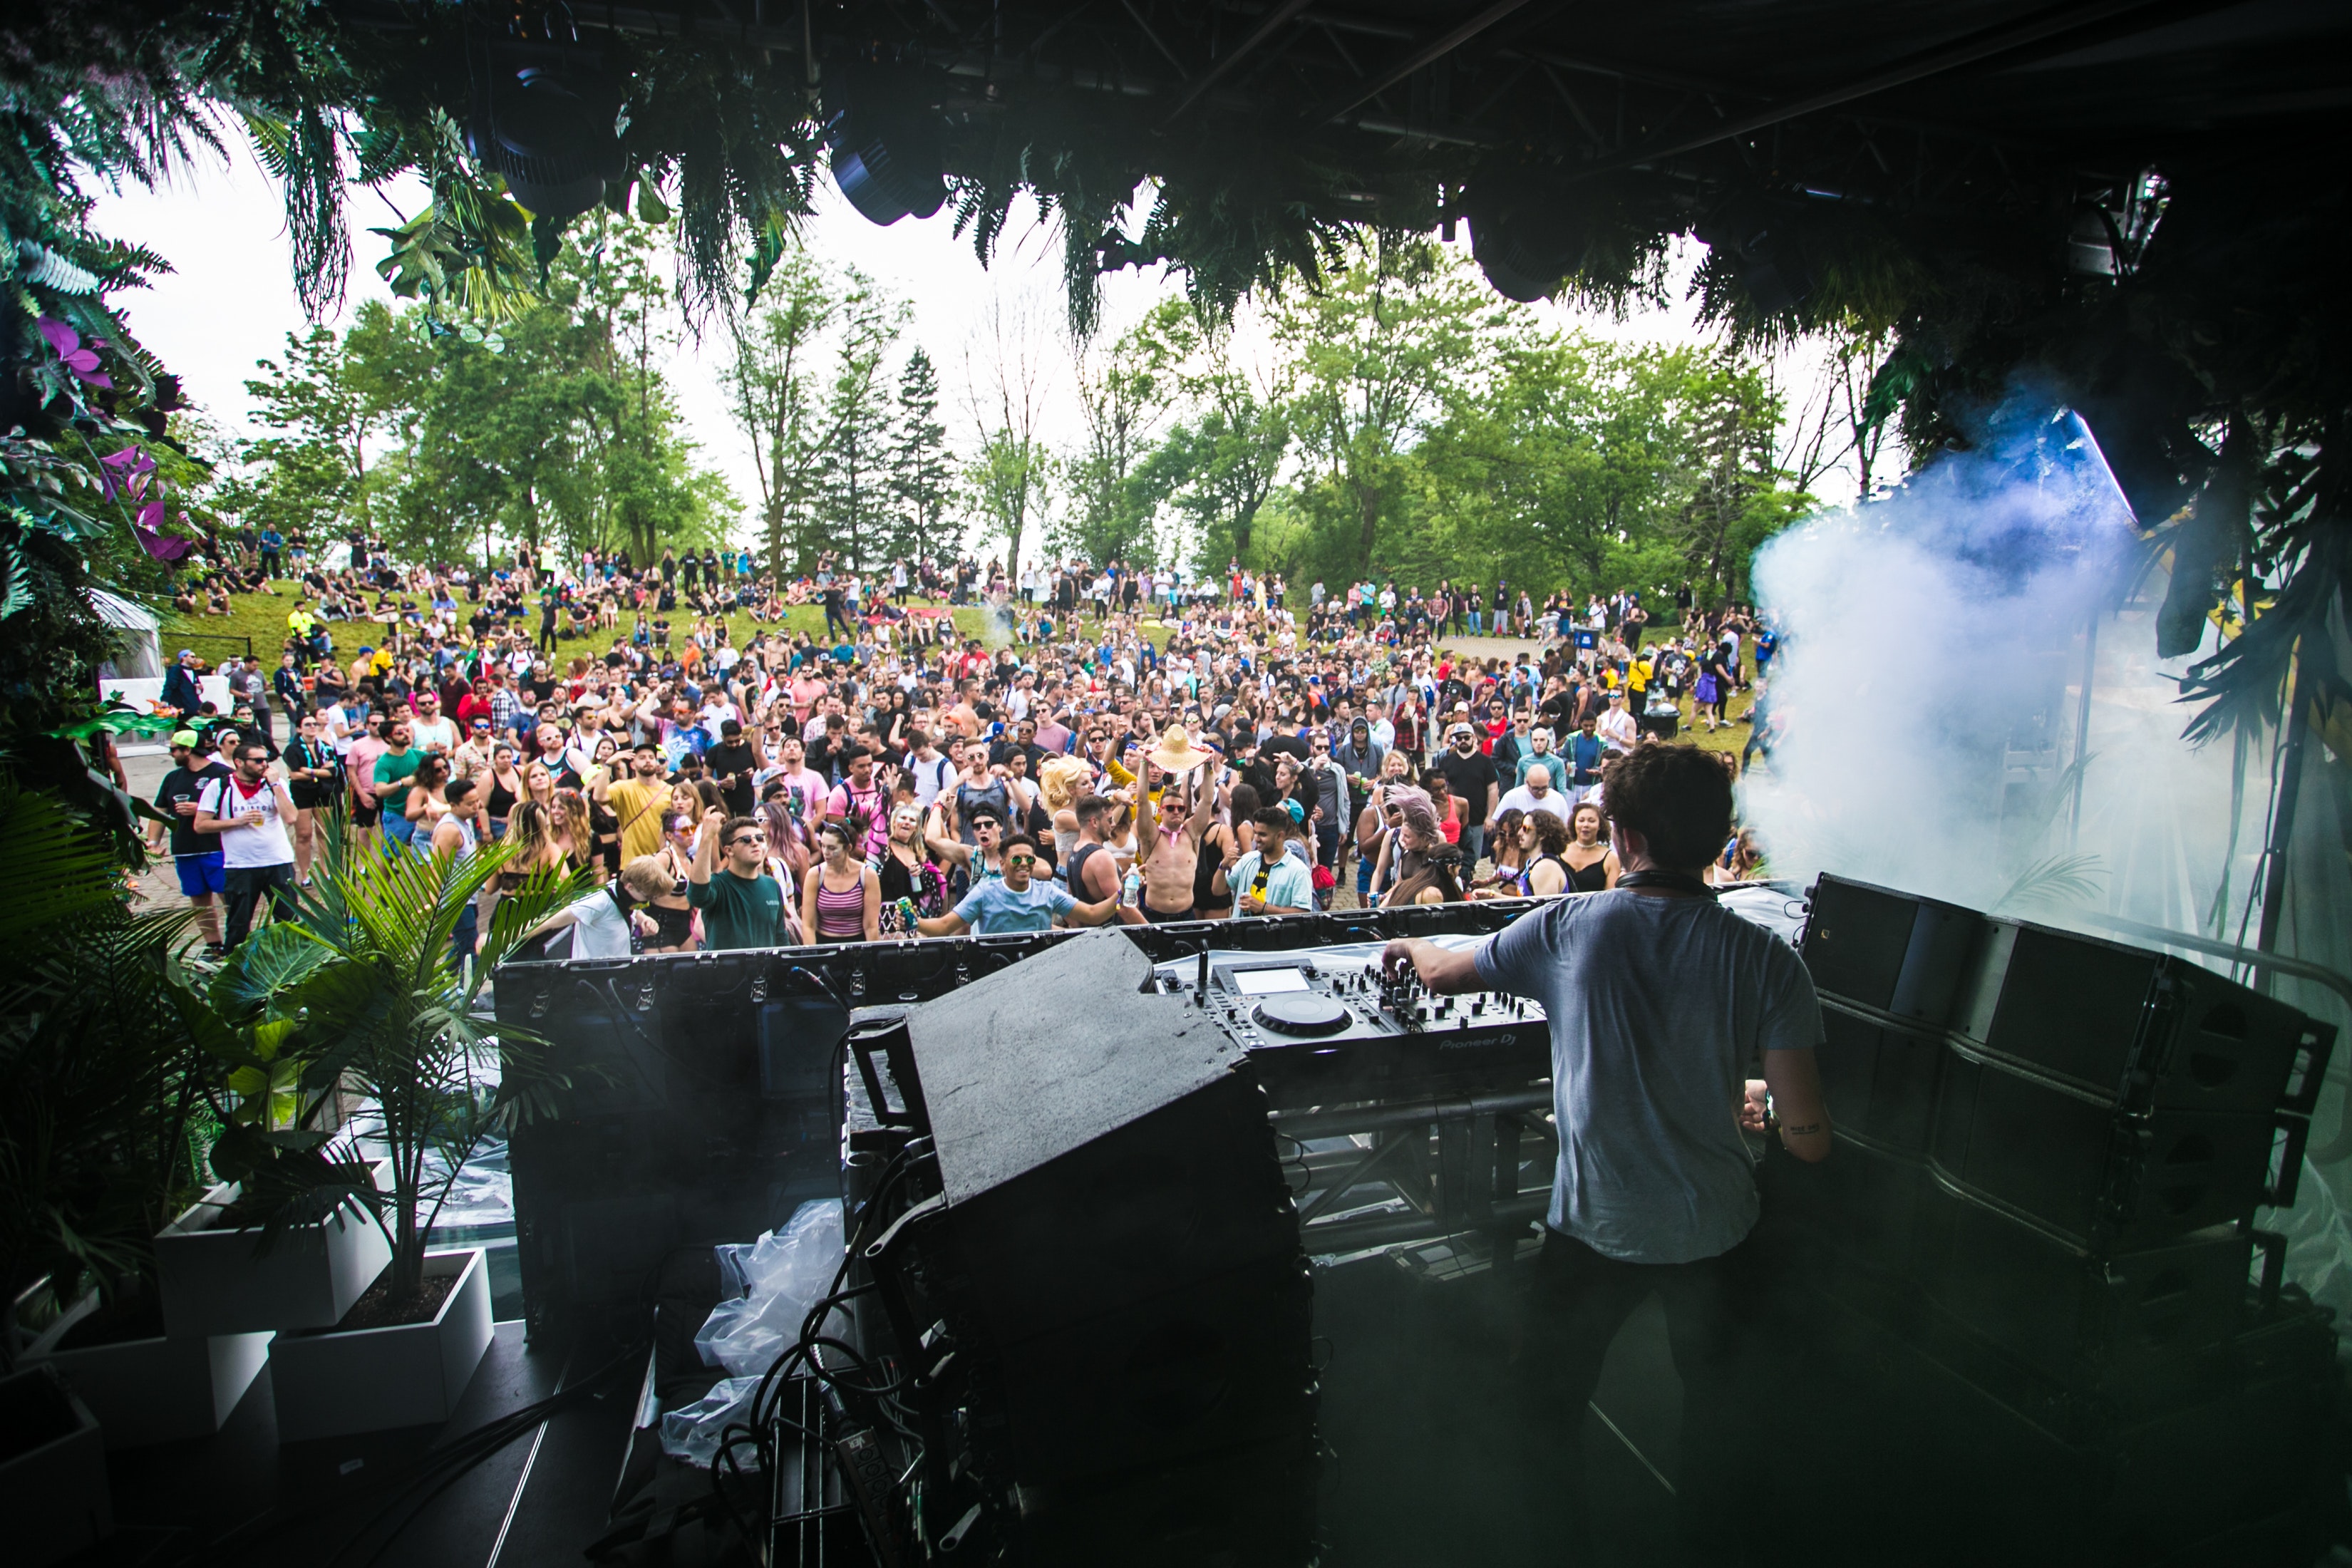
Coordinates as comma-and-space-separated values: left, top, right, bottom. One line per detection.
1151, 942, 1553, 1109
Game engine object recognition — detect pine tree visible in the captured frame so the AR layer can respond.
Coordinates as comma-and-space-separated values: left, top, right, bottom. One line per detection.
889, 346, 956, 562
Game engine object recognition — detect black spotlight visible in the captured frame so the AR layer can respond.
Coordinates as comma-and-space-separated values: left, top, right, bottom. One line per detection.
1464, 181, 1586, 303
468, 45, 625, 223
827, 68, 946, 227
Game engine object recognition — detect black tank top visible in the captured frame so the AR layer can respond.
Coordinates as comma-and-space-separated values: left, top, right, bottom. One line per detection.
1564, 852, 1609, 893
1192, 830, 1227, 910
1066, 840, 1105, 900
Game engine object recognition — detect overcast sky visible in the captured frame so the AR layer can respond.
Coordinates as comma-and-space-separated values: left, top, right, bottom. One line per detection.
89, 128, 1840, 564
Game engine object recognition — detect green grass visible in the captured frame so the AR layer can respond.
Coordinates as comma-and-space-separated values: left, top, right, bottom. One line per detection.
164, 583, 1006, 667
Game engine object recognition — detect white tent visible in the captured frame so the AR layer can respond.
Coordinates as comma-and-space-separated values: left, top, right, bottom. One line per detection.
90, 587, 161, 681
89, 587, 230, 720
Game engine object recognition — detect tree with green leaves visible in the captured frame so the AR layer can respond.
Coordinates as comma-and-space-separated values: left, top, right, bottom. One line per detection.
722, 249, 834, 577
1661, 352, 1792, 604
1056, 315, 1172, 564
222, 303, 430, 540
1141, 299, 1292, 569
889, 346, 956, 561
577, 225, 738, 564
1275, 244, 1510, 574
224, 233, 733, 568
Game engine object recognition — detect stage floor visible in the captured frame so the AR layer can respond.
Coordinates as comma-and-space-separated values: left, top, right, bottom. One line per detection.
75, 1321, 634, 1568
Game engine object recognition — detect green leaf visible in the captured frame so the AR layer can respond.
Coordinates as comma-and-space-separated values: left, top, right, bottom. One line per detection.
209, 919, 332, 1020
636, 181, 671, 225
0, 782, 123, 949
745, 210, 795, 308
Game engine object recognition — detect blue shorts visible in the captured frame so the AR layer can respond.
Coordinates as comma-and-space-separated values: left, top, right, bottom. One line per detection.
177, 849, 227, 898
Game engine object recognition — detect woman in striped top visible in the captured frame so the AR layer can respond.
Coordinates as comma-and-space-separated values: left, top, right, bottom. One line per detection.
800, 818, 880, 943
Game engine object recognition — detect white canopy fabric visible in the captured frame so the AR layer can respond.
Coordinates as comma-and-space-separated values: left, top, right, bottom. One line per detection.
86, 587, 160, 631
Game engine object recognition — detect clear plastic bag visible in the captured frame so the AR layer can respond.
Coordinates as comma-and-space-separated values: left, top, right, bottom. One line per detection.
2272, 1156, 2352, 1321
693, 1200, 848, 1379
659, 1375, 764, 1468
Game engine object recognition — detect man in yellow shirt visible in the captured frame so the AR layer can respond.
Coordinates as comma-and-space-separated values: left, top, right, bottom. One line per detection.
597, 741, 673, 863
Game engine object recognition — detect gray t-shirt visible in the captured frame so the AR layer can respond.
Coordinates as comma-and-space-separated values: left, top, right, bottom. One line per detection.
1475, 890, 1823, 1264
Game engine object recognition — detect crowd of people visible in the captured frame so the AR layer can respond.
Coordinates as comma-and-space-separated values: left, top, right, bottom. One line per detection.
141, 535, 1778, 963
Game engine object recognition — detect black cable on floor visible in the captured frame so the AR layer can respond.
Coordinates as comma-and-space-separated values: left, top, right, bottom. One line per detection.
182, 1340, 645, 1568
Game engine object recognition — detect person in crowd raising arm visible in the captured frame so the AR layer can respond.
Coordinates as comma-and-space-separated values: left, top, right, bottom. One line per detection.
915, 833, 1133, 936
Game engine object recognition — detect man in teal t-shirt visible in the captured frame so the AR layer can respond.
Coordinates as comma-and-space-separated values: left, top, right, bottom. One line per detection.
688, 809, 798, 949
917, 835, 1127, 936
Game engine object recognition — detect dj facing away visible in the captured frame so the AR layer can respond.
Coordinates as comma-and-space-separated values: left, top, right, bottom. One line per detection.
1384, 743, 1830, 1562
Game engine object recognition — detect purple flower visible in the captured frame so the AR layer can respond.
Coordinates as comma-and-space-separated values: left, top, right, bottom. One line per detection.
133, 522, 188, 564
37, 316, 112, 388
100, 445, 155, 502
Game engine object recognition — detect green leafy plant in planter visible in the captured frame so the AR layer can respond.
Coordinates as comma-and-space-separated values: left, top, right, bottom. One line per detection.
0, 784, 222, 1367
219, 813, 591, 1315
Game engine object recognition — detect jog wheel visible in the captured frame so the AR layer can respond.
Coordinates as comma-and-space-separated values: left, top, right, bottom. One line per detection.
1252, 994, 1351, 1038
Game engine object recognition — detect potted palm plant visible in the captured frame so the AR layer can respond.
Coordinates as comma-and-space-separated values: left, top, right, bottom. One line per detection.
0, 784, 265, 1453
234, 819, 588, 1440
151, 922, 394, 1343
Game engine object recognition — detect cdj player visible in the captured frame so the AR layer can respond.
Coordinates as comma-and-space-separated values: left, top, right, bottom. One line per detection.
1154, 941, 1553, 1110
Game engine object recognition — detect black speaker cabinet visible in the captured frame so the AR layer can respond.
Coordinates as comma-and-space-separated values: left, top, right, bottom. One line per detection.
1760, 1123, 1931, 1269
894, 930, 1316, 1511
1909, 1172, 2274, 1389
1955, 921, 2332, 1118
1932, 1041, 2304, 1250
1815, 1002, 1946, 1155
1765, 1135, 2284, 1393
1802, 875, 1986, 1026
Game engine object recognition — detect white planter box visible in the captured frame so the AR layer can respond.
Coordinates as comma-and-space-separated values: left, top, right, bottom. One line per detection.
23, 1291, 272, 1450
269, 1247, 494, 1443
0, 1366, 112, 1567
154, 1160, 393, 1338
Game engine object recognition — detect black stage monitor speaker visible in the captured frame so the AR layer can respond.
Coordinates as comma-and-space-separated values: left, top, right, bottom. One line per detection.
1768, 1134, 2284, 1392
1910, 1172, 2268, 1387
1804, 876, 1986, 1025
1815, 1004, 1946, 1155
894, 930, 1315, 1555
1957, 922, 2331, 1117
1932, 1041, 2302, 1250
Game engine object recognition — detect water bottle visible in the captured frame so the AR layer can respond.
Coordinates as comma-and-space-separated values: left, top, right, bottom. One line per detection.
1122, 868, 1143, 908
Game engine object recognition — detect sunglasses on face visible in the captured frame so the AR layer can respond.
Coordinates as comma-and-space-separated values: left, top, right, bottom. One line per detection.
1005, 855, 1036, 867
729, 832, 765, 847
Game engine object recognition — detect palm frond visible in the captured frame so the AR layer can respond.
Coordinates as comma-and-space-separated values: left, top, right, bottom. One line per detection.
0, 780, 129, 952
1993, 852, 2109, 914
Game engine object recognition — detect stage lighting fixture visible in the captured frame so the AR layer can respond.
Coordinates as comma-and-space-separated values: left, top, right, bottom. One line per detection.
1463, 181, 1585, 303
828, 71, 946, 227
468, 47, 625, 224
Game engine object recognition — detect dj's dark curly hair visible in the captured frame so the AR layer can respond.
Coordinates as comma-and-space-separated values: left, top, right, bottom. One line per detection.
1600, 743, 1733, 871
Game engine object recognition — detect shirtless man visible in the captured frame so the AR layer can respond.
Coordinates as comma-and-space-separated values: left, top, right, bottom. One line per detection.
1133, 726, 1221, 924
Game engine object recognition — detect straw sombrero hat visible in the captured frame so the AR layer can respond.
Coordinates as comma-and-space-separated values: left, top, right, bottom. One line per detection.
1147, 724, 1212, 772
